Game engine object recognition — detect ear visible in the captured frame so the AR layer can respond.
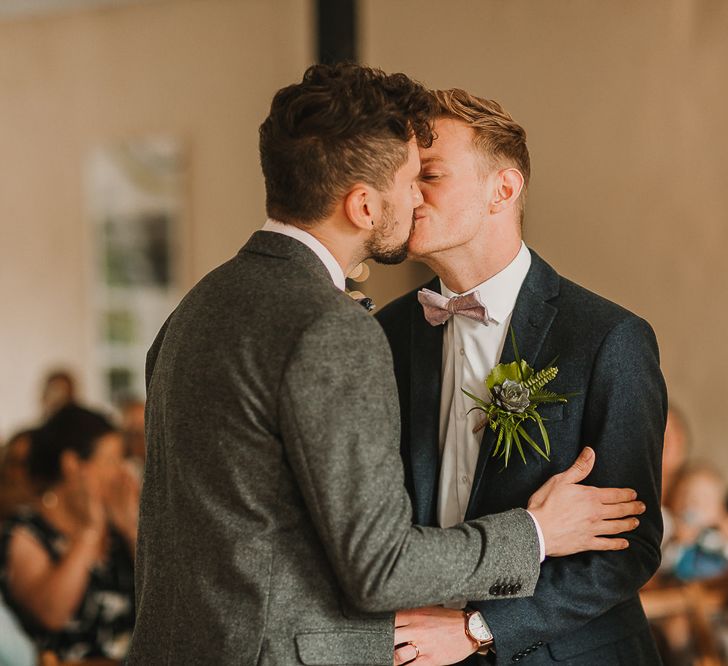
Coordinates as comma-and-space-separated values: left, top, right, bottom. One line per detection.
343, 183, 383, 232
490, 168, 524, 215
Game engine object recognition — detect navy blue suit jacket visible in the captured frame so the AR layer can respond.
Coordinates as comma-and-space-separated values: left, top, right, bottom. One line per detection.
376, 251, 666, 665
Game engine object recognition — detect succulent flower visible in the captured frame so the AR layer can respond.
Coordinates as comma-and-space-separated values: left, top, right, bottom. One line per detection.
462, 327, 571, 468
492, 379, 530, 413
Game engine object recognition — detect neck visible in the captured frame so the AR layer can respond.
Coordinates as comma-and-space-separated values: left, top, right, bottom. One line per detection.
421, 225, 522, 294
291, 219, 364, 277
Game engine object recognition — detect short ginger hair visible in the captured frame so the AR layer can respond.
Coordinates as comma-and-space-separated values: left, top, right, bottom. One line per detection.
432, 88, 530, 217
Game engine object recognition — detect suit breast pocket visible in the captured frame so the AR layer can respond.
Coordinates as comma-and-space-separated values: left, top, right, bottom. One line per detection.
536, 402, 565, 423
472, 401, 572, 515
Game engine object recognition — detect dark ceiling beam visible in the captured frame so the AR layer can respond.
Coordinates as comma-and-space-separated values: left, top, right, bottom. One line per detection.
316, 0, 358, 64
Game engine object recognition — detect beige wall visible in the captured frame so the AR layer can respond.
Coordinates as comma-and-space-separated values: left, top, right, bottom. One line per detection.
2, 0, 727, 471
361, 0, 728, 469
0, 0, 312, 435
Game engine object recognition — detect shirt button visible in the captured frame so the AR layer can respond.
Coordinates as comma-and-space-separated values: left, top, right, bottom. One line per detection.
461, 475, 469, 484
459, 348, 465, 356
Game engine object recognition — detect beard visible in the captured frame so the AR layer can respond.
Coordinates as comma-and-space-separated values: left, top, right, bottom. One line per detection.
365, 200, 413, 265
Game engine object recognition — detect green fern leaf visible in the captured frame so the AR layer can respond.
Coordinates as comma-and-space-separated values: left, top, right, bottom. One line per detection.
523, 366, 558, 392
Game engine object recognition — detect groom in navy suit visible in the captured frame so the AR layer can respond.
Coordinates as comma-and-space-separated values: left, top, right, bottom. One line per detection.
377, 89, 666, 665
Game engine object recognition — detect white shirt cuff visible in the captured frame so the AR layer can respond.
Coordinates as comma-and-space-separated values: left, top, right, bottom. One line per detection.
526, 510, 546, 563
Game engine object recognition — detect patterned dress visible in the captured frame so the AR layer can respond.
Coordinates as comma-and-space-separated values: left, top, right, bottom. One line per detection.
0, 509, 135, 660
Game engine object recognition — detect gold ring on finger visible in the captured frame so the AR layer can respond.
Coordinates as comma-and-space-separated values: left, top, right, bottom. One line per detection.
405, 641, 420, 661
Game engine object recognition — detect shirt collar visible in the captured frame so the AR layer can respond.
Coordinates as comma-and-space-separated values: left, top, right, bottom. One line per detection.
439, 242, 532, 324
261, 219, 346, 291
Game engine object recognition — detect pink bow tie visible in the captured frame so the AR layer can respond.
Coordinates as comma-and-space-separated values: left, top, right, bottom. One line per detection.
417, 288, 494, 326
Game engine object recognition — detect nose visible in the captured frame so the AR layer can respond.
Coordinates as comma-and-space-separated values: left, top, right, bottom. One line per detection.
412, 181, 424, 207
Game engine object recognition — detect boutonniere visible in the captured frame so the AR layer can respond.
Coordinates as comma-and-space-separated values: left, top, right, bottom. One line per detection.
347, 290, 375, 312
462, 328, 573, 468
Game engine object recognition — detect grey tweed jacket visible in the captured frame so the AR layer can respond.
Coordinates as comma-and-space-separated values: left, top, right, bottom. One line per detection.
127, 231, 540, 666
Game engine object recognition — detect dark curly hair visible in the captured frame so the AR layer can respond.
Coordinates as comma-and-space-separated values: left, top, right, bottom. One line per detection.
28, 404, 116, 488
259, 63, 436, 224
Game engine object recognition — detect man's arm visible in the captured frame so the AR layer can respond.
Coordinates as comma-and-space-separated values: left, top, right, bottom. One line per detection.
279, 306, 540, 612
391, 446, 645, 665
468, 316, 665, 663
279, 306, 645, 614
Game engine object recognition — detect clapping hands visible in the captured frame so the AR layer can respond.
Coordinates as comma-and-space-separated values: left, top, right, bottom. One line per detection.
104, 464, 141, 552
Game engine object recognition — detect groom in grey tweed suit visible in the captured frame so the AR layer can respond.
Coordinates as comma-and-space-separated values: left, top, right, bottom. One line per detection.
128, 65, 645, 666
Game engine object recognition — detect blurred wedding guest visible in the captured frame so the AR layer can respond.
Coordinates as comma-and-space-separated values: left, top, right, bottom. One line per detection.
661, 405, 691, 544
662, 464, 728, 581
0, 430, 37, 521
40, 369, 77, 419
0, 405, 139, 661
0, 592, 36, 666
118, 397, 146, 479
651, 465, 728, 666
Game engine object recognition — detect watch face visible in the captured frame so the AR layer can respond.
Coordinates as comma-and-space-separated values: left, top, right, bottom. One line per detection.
468, 612, 493, 641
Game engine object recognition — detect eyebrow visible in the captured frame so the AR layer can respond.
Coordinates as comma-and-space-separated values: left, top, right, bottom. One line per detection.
420, 157, 444, 166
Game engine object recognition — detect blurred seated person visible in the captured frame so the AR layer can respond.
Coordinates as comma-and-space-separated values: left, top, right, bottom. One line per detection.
648, 464, 728, 666
0, 592, 36, 666
0, 430, 37, 521
662, 464, 728, 582
0, 405, 139, 661
40, 369, 77, 420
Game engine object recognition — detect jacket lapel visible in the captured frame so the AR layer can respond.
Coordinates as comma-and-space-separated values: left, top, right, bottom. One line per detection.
408, 276, 443, 526
465, 251, 560, 518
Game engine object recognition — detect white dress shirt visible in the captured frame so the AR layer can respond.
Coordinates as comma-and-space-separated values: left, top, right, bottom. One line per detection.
262, 219, 346, 290
437, 242, 545, 561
